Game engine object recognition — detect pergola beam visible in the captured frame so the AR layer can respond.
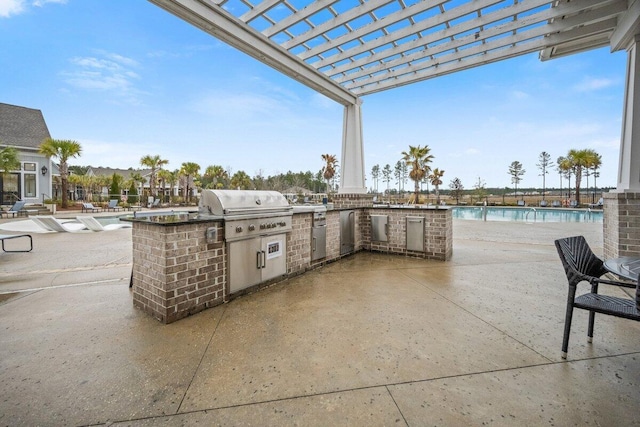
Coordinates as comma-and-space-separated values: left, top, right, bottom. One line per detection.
341, 3, 623, 90
148, 0, 359, 106
352, 18, 618, 95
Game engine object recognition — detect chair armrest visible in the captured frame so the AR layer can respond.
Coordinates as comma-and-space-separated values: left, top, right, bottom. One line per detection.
594, 277, 637, 289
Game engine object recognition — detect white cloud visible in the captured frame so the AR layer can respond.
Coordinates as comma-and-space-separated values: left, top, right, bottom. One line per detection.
32, 0, 67, 7
510, 90, 529, 100
0, 0, 25, 17
0, 0, 66, 17
573, 76, 616, 92
61, 52, 143, 104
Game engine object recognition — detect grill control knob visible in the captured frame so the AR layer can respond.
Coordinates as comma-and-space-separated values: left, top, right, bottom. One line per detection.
235, 226, 243, 233
260, 224, 266, 230
271, 222, 276, 228
248, 224, 255, 231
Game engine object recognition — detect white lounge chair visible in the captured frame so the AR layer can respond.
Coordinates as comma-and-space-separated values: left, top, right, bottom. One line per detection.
5, 200, 26, 218
76, 216, 132, 231
32, 216, 87, 232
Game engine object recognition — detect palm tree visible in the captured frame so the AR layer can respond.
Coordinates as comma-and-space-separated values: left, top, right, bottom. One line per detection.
429, 168, 445, 205
38, 139, 82, 208
557, 156, 573, 202
0, 146, 20, 175
166, 170, 180, 204
567, 149, 593, 205
204, 165, 229, 189
180, 162, 200, 203
231, 170, 252, 189
140, 155, 168, 198
507, 161, 525, 200
157, 169, 172, 202
401, 145, 433, 204
321, 154, 338, 193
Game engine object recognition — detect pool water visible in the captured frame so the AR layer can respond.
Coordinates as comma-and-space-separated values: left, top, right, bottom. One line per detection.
452, 206, 603, 223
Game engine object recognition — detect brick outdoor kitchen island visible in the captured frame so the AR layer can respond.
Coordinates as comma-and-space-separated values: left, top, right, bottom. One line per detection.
126, 205, 452, 324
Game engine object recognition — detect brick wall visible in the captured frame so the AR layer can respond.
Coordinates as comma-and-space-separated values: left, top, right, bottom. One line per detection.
331, 193, 374, 209
287, 213, 312, 275
604, 192, 640, 258
360, 208, 452, 260
132, 221, 225, 324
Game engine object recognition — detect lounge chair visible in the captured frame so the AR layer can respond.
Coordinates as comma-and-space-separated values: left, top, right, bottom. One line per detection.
5, 200, 26, 218
106, 199, 123, 212
588, 198, 604, 209
517, 200, 526, 207
539, 200, 548, 207
82, 202, 102, 213
76, 216, 132, 231
551, 200, 562, 208
31, 216, 87, 232
148, 199, 160, 209
554, 236, 639, 359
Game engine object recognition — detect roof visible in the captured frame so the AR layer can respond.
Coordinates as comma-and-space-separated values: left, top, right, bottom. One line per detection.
149, 0, 633, 106
87, 167, 152, 181
0, 102, 51, 150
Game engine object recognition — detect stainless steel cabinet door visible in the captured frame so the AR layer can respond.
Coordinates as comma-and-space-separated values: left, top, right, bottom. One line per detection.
406, 216, 424, 251
228, 238, 262, 293
312, 225, 327, 260
261, 235, 287, 282
340, 210, 355, 255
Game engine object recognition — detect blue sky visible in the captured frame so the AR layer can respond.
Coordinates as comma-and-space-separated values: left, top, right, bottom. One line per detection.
0, 0, 627, 191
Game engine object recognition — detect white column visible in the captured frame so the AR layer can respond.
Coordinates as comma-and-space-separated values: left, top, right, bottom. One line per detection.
617, 36, 640, 192
339, 101, 367, 194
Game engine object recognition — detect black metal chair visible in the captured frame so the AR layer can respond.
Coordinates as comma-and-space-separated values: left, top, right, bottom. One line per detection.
555, 236, 640, 359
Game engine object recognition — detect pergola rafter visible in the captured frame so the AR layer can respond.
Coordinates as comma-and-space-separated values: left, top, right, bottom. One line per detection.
149, 0, 628, 101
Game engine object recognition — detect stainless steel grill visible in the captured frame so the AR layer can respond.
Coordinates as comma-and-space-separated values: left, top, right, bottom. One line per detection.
199, 189, 293, 293
199, 189, 293, 242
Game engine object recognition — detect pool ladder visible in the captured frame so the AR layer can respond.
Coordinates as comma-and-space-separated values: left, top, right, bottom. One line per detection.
525, 207, 537, 223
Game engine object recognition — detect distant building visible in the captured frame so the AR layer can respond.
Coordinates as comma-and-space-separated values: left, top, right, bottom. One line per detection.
0, 102, 55, 205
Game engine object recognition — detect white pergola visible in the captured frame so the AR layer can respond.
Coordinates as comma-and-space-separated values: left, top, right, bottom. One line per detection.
148, 0, 640, 194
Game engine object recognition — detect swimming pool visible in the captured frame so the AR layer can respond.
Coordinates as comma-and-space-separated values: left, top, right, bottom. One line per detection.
452, 206, 603, 223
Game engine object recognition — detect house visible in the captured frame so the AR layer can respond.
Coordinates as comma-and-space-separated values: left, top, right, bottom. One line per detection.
0, 103, 54, 205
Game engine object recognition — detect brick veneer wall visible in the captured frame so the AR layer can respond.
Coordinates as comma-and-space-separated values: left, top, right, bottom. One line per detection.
331, 193, 374, 209
131, 221, 225, 323
361, 208, 452, 260
287, 213, 312, 275
603, 192, 640, 259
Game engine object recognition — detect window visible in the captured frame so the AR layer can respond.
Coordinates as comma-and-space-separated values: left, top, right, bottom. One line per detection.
24, 174, 36, 198
23, 162, 36, 172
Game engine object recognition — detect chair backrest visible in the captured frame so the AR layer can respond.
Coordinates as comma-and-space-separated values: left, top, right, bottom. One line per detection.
9, 200, 25, 212
554, 236, 607, 287
108, 199, 118, 208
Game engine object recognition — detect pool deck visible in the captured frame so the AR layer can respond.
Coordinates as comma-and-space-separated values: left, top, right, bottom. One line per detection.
0, 217, 639, 426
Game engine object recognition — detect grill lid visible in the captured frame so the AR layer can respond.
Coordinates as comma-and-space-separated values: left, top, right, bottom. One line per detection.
199, 189, 292, 217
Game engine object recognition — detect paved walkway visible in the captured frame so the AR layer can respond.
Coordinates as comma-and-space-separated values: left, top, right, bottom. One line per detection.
0, 219, 639, 426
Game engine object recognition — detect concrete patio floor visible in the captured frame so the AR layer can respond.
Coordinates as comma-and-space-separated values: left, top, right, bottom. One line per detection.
0, 218, 639, 426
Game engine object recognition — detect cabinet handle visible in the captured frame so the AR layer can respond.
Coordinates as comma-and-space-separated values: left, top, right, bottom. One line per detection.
257, 251, 262, 269
313, 237, 316, 251
261, 251, 266, 268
